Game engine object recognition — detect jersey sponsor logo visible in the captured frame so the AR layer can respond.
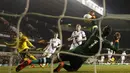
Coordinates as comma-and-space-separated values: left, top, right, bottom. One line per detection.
89, 40, 98, 49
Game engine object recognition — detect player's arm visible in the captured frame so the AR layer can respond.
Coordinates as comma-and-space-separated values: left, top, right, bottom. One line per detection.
102, 40, 119, 52
68, 31, 78, 41
44, 39, 52, 50
76, 32, 87, 42
56, 39, 62, 48
83, 29, 98, 46
54, 44, 61, 49
105, 32, 121, 51
5, 42, 17, 48
42, 43, 50, 51
80, 31, 87, 41
5, 42, 16, 46
113, 40, 119, 50
68, 32, 74, 41
51, 39, 61, 48
0, 17, 9, 25
25, 37, 35, 48
5, 38, 17, 47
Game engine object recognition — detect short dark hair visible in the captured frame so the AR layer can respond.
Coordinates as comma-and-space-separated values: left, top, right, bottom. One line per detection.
114, 32, 121, 40
102, 25, 112, 37
89, 10, 95, 14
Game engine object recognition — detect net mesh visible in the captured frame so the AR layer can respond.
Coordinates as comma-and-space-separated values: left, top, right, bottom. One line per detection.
0, 0, 129, 73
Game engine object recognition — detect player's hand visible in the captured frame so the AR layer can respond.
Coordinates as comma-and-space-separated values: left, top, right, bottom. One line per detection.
67, 38, 72, 41
36, 48, 43, 51
73, 35, 79, 38
110, 42, 113, 45
30, 46, 36, 49
38, 40, 46, 44
77, 39, 82, 42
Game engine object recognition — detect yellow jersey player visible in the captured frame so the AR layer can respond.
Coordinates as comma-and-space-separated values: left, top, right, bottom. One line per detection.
5, 32, 36, 67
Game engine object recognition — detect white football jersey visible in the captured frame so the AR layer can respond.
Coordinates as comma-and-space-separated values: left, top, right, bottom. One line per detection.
71, 30, 86, 45
121, 52, 126, 60
108, 50, 113, 58
46, 38, 61, 53
69, 30, 86, 50
101, 56, 105, 61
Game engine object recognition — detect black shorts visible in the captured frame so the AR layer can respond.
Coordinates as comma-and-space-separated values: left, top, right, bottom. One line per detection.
19, 49, 29, 59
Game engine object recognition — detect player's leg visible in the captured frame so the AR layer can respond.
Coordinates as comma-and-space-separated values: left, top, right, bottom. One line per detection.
121, 57, 125, 64
16, 52, 68, 72
69, 44, 77, 50
28, 53, 37, 60
54, 61, 65, 72
69, 44, 74, 50
16, 59, 32, 72
16, 53, 82, 72
53, 53, 72, 72
107, 56, 111, 64
54, 54, 85, 72
41, 52, 47, 67
16, 57, 52, 72
26, 50, 37, 68
19, 50, 28, 63
19, 52, 25, 63
53, 53, 70, 72
69, 44, 78, 50
42, 53, 52, 67
54, 63, 78, 72
65, 56, 84, 71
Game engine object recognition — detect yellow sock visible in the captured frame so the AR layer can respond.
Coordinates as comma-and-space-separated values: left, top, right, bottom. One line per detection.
24, 57, 29, 61
29, 54, 37, 60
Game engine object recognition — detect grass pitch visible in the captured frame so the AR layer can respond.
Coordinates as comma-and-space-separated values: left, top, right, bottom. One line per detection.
0, 64, 130, 73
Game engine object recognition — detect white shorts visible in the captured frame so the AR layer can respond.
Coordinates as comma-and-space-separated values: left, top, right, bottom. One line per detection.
121, 57, 125, 61
69, 43, 79, 50
43, 51, 52, 58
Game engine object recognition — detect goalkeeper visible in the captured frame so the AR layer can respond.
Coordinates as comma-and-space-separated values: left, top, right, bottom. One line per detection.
16, 25, 120, 72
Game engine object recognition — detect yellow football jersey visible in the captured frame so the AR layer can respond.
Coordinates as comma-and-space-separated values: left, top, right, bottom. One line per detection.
18, 36, 33, 52
6, 35, 34, 52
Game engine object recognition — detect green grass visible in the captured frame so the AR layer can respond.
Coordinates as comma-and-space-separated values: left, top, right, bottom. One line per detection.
1, 64, 130, 73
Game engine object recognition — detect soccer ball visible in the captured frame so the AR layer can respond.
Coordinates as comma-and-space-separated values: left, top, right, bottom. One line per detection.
83, 14, 92, 19
83, 14, 92, 23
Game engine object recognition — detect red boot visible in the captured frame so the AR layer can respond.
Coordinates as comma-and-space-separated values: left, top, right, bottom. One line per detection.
54, 62, 64, 72
30, 64, 35, 68
16, 59, 32, 72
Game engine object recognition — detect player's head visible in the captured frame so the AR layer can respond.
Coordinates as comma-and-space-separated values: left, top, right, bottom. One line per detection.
89, 11, 95, 16
102, 25, 112, 37
88, 11, 96, 19
123, 51, 126, 53
54, 32, 58, 38
76, 24, 81, 31
114, 32, 121, 40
